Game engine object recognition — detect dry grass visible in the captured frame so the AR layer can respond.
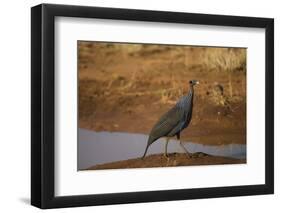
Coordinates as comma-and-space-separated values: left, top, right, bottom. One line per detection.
78, 42, 247, 105
201, 47, 246, 73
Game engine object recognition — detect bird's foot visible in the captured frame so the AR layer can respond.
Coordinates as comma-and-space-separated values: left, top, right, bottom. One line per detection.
164, 153, 170, 160
185, 153, 192, 159
190, 152, 210, 158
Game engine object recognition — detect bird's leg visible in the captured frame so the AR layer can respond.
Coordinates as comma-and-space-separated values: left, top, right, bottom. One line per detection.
177, 133, 191, 158
164, 138, 170, 159
180, 141, 191, 158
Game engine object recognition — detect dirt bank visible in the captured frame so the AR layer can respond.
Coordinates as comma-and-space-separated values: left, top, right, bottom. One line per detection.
85, 153, 246, 170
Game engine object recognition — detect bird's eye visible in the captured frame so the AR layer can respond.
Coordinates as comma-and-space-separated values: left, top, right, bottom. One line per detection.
189, 80, 192, 84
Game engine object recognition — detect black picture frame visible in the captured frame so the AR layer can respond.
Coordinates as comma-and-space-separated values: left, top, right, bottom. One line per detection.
31, 3, 274, 209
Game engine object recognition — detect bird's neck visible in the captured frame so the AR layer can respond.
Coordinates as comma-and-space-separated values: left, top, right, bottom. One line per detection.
189, 85, 194, 96
188, 85, 194, 106
177, 86, 194, 108
190, 85, 194, 93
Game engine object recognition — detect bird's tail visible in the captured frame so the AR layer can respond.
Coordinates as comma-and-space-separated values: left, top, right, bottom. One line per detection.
141, 144, 149, 159
141, 136, 153, 159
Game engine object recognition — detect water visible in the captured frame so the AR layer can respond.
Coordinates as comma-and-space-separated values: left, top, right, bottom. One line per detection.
78, 128, 246, 170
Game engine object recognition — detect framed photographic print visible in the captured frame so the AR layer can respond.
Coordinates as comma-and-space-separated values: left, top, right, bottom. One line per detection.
31, 3, 274, 209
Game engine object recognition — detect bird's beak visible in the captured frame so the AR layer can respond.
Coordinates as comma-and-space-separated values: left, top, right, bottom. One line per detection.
196, 81, 200, 85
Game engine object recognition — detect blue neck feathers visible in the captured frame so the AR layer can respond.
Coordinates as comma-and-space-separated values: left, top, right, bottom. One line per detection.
176, 85, 194, 109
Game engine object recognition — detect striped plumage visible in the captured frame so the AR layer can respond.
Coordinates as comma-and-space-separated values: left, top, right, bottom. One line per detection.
141, 80, 199, 159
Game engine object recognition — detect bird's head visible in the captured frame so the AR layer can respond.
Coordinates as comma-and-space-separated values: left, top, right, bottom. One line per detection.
189, 80, 199, 86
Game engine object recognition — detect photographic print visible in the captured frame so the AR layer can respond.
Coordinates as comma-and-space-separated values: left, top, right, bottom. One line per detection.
78, 41, 247, 171
31, 4, 274, 208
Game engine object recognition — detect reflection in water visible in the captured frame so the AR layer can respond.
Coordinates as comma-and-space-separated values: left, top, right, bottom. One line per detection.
78, 128, 246, 170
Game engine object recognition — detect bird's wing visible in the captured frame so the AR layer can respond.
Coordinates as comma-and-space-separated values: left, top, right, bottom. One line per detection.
149, 105, 183, 140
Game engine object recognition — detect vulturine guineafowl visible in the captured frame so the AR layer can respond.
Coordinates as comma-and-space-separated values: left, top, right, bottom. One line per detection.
142, 80, 199, 159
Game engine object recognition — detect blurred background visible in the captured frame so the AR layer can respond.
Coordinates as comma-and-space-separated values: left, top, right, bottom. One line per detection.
78, 41, 246, 146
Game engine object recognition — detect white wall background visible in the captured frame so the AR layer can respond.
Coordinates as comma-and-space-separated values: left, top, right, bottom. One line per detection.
0, 0, 279, 212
